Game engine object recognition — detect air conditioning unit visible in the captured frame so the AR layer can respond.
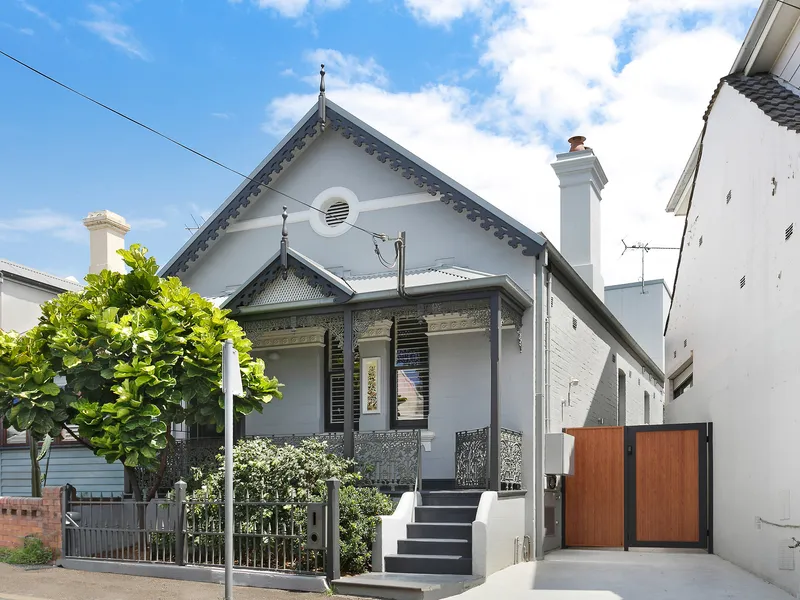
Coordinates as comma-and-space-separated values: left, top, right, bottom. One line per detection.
545, 474, 561, 491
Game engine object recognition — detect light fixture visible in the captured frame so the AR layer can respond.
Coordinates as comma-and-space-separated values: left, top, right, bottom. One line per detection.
267, 352, 280, 362
566, 378, 579, 406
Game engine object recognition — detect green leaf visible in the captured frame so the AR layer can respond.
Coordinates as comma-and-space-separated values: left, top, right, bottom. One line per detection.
62, 354, 81, 369
39, 382, 61, 396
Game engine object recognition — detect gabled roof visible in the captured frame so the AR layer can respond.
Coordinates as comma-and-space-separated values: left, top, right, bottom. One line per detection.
160, 100, 546, 277
0, 259, 83, 294
222, 247, 354, 310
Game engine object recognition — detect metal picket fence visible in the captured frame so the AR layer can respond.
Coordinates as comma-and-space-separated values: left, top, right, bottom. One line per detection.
62, 479, 341, 581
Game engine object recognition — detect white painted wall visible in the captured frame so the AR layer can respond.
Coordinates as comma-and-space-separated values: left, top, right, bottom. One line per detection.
665, 83, 800, 596
472, 492, 527, 577
373, 491, 419, 572
549, 276, 662, 433
0, 279, 57, 332
604, 280, 670, 369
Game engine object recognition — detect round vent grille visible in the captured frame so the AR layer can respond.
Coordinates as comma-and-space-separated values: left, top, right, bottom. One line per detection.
325, 201, 350, 226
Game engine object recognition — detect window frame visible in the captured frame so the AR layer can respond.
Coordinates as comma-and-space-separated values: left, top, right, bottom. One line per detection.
324, 332, 361, 432
389, 318, 429, 430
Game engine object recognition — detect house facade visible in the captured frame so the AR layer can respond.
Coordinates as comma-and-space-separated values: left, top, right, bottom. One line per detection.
162, 92, 664, 566
0, 212, 129, 496
665, 0, 800, 594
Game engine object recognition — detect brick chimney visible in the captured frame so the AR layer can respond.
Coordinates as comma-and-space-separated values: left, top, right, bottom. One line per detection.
82, 210, 130, 274
551, 136, 608, 301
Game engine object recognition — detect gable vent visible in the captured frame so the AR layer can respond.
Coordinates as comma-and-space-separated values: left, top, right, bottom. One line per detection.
726, 190, 732, 204
787, 224, 794, 241
572, 316, 577, 330
699, 236, 703, 246
325, 201, 350, 226
612, 354, 616, 363
740, 275, 746, 288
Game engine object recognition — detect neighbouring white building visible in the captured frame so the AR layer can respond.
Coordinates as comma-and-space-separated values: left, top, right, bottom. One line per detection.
160, 84, 664, 584
665, 0, 800, 595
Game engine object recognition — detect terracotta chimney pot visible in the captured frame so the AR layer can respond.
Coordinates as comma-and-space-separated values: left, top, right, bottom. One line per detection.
568, 136, 587, 152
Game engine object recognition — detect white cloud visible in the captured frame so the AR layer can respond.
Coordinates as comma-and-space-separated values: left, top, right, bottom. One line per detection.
128, 217, 168, 231
1, 22, 35, 35
404, 0, 490, 25
16, 0, 60, 30
211, 112, 232, 119
80, 4, 149, 61
0, 209, 85, 244
228, 0, 347, 19
266, 2, 755, 287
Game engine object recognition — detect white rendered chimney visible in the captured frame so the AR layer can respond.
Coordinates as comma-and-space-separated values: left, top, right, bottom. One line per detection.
82, 210, 130, 274
551, 136, 608, 301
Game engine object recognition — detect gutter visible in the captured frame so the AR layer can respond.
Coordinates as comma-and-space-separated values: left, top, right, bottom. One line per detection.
546, 245, 665, 384
730, 0, 779, 75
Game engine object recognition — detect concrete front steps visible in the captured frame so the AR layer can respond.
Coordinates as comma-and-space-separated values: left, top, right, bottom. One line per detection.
333, 490, 485, 600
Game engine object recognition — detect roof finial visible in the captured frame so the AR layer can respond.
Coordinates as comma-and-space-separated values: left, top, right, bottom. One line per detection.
280, 206, 289, 280
318, 64, 327, 132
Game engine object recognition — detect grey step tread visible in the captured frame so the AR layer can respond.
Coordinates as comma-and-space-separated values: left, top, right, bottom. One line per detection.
416, 505, 478, 509
333, 573, 484, 600
387, 553, 469, 560
402, 538, 470, 543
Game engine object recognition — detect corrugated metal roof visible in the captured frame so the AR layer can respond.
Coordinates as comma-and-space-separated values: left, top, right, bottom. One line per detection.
0, 259, 84, 292
345, 266, 494, 294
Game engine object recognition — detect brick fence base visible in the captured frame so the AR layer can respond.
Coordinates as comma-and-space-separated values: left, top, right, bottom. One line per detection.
0, 486, 64, 555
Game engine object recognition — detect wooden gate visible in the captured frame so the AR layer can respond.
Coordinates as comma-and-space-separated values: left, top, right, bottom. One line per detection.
563, 423, 712, 552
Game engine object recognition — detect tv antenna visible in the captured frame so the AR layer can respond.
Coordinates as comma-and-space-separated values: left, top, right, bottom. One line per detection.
621, 239, 680, 293
184, 213, 204, 235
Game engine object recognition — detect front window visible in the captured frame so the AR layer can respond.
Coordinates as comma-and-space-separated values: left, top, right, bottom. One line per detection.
392, 317, 429, 428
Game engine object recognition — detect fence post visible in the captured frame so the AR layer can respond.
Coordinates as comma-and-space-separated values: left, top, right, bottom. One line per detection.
174, 479, 187, 566
326, 478, 341, 583
61, 484, 71, 559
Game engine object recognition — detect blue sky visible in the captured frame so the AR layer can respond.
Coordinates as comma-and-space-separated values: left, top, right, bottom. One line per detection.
0, 0, 757, 285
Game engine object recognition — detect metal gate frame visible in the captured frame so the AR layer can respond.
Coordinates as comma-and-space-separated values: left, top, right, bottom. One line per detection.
623, 422, 712, 552
562, 422, 713, 554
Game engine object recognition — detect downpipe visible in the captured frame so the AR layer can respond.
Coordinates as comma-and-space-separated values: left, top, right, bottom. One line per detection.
533, 251, 548, 561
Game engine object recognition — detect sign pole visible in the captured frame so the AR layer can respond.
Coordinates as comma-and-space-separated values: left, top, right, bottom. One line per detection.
222, 339, 242, 600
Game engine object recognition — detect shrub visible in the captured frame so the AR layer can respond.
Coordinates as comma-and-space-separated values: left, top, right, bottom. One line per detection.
0, 536, 54, 565
186, 437, 393, 574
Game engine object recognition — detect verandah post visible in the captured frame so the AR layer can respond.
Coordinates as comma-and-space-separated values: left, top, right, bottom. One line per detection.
326, 477, 341, 583
489, 292, 502, 491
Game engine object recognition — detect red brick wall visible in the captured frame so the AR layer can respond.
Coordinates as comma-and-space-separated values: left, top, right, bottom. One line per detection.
0, 486, 64, 555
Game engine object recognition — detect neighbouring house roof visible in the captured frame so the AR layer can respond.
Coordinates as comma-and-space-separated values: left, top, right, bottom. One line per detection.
159, 100, 547, 278
0, 259, 83, 294
605, 278, 672, 298
345, 265, 494, 294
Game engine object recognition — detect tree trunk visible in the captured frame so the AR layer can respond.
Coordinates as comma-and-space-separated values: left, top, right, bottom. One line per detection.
29, 437, 42, 498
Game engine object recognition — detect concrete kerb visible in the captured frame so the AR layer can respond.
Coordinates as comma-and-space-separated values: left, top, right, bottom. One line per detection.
59, 558, 330, 593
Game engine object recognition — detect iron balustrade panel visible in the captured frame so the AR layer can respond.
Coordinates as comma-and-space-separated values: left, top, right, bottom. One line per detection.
500, 428, 523, 490
354, 430, 421, 490
455, 427, 490, 489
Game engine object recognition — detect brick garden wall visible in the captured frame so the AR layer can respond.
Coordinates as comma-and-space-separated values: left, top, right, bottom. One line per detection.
0, 486, 64, 554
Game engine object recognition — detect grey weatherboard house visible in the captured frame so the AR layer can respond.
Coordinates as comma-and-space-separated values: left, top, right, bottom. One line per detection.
159, 88, 665, 583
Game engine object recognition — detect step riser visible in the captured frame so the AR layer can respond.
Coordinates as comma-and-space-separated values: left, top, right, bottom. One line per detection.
385, 556, 472, 576
398, 540, 471, 557
407, 524, 472, 540
415, 507, 477, 523
421, 494, 483, 507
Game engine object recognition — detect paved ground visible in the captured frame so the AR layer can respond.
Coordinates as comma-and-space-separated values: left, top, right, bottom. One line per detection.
0, 563, 333, 600
456, 549, 795, 599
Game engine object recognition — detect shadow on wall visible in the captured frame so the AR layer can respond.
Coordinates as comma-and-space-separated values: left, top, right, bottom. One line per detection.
579, 349, 619, 428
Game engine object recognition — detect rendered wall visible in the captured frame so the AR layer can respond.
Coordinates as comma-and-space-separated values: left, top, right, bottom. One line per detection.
665, 83, 800, 595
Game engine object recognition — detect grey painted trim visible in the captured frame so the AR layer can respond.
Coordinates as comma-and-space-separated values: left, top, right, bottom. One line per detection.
160, 101, 546, 277
489, 292, 501, 492
546, 245, 665, 383
59, 559, 329, 592
0, 268, 80, 295
604, 279, 671, 298
222, 248, 354, 309
230, 275, 533, 318
159, 104, 322, 277
498, 489, 528, 499
343, 307, 354, 458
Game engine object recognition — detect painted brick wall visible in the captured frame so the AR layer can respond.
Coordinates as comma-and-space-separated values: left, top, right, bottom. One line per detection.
0, 486, 64, 554
549, 276, 662, 432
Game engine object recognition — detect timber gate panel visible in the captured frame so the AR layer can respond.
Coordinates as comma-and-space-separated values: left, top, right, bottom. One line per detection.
563, 423, 712, 552
563, 427, 625, 548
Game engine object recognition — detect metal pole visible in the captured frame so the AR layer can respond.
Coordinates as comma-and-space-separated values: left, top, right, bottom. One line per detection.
174, 479, 187, 566
223, 339, 235, 600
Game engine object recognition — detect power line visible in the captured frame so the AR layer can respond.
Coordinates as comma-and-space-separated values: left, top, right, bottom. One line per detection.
0, 48, 388, 241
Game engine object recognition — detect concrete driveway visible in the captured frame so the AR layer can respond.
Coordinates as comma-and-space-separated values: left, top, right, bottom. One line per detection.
456, 549, 795, 599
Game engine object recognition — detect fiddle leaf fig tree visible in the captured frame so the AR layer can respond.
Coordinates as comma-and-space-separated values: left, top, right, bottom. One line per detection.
12, 244, 281, 501
0, 330, 65, 496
